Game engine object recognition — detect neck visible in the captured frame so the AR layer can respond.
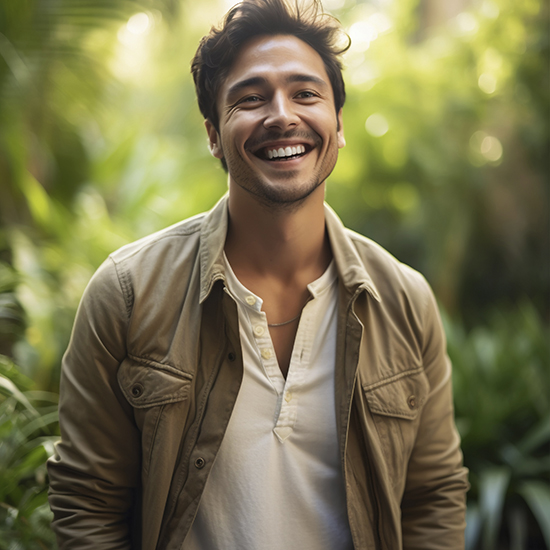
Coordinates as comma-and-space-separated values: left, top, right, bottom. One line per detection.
225, 183, 331, 282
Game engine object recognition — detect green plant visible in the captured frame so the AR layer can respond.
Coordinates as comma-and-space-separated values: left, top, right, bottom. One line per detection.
0, 259, 25, 359
0, 355, 59, 550
445, 303, 550, 550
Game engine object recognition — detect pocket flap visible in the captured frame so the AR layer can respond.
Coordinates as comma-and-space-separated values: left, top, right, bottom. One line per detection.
363, 368, 429, 420
118, 356, 192, 408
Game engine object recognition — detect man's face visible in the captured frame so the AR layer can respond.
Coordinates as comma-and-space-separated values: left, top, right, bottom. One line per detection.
206, 34, 345, 209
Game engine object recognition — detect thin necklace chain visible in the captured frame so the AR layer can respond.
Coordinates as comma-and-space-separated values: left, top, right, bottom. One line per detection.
267, 312, 302, 327
267, 297, 311, 328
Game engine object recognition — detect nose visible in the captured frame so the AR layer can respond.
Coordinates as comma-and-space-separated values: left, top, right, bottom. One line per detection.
263, 92, 300, 130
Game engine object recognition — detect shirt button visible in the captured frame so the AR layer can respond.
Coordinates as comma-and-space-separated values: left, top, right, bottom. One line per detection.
254, 325, 265, 337
194, 457, 206, 469
285, 391, 293, 403
261, 348, 272, 360
245, 295, 256, 306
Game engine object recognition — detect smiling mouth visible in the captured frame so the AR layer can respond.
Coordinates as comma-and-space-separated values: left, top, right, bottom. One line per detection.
254, 144, 311, 161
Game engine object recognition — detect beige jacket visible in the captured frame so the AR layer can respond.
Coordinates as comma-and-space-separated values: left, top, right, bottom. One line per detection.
48, 196, 468, 549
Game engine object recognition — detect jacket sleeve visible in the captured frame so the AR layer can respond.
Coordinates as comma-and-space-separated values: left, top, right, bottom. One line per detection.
400, 276, 469, 549
47, 257, 140, 549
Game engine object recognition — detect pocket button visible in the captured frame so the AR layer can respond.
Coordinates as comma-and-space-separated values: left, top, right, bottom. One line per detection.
407, 395, 417, 409
131, 384, 144, 398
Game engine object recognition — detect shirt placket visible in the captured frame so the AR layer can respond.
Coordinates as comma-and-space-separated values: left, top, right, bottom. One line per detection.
272, 298, 318, 442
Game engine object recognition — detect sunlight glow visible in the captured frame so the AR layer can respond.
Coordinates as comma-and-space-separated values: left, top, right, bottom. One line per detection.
480, 1, 500, 19
455, 12, 479, 35
113, 12, 159, 79
348, 13, 392, 53
368, 13, 392, 34
323, 0, 346, 10
127, 13, 151, 35
349, 21, 378, 51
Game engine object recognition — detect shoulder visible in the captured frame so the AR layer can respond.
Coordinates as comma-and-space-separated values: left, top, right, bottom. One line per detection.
109, 211, 206, 266
342, 229, 448, 384
85, 211, 208, 315
345, 227, 432, 309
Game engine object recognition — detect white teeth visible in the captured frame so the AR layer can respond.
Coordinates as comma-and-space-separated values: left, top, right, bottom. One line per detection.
265, 144, 307, 159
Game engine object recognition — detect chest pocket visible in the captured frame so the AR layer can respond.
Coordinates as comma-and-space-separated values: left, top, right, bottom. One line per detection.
118, 356, 193, 474
363, 367, 429, 489
118, 356, 192, 407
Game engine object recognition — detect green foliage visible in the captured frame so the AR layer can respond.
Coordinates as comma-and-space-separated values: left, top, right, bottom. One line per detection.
0, 258, 25, 357
446, 304, 550, 549
0, 0, 548, 546
0, 356, 58, 549
326, 0, 549, 321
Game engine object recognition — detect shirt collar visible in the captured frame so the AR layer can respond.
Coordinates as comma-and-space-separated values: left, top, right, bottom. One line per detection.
199, 195, 381, 304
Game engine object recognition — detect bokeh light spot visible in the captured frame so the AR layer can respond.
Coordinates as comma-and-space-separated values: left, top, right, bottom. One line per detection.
480, 1, 500, 19
455, 12, 479, 35
480, 136, 503, 162
369, 13, 392, 34
365, 114, 389, 137
127, 13, 150, 35
478, 73, 497, 94
469, 131, 503, 164
349, 21, 378, 52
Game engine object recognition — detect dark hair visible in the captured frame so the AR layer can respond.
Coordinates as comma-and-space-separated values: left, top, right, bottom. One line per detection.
191, 0, 350, 135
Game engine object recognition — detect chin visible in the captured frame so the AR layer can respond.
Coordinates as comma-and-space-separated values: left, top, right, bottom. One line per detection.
242, 176, 324, 211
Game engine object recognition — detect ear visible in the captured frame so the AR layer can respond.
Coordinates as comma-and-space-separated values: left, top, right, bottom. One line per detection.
205, 119, 224, 159
337, 109, 346, 149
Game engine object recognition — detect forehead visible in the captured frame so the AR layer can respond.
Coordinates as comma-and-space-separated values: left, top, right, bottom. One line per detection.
218, 34, 332, 101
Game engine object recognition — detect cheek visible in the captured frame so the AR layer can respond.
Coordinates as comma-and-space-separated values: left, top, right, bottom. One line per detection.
222, 118, 254, 148
304, 109, 340, 138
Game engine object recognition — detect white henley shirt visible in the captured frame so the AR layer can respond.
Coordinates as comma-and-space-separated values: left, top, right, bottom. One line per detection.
184, 255, 353, 550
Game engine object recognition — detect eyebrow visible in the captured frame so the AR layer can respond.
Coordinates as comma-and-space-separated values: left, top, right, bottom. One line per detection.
226, 74, 328, 99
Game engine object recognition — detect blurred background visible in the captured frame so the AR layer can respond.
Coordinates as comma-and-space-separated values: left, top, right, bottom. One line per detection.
0, 0, 548, 548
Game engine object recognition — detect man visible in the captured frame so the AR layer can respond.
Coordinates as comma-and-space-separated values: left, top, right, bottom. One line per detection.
47, 0, 469, 548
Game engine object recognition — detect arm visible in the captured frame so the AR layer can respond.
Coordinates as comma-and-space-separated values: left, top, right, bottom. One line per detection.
401, 278, 469, 549
47, 258, 140, 549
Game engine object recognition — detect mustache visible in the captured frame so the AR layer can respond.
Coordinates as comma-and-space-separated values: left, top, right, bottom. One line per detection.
245, 130, 321, 150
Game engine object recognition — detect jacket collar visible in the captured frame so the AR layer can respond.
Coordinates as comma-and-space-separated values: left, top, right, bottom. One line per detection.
199, 195, 381, 304
324, 203, 381, 303
199, 195, 229, 304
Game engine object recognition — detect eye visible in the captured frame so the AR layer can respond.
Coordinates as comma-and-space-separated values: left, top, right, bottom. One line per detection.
241, 95, 263, 103
296, 90, 318, 99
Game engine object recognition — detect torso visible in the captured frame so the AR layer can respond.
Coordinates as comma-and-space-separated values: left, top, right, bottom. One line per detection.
184, 257, 353, 550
